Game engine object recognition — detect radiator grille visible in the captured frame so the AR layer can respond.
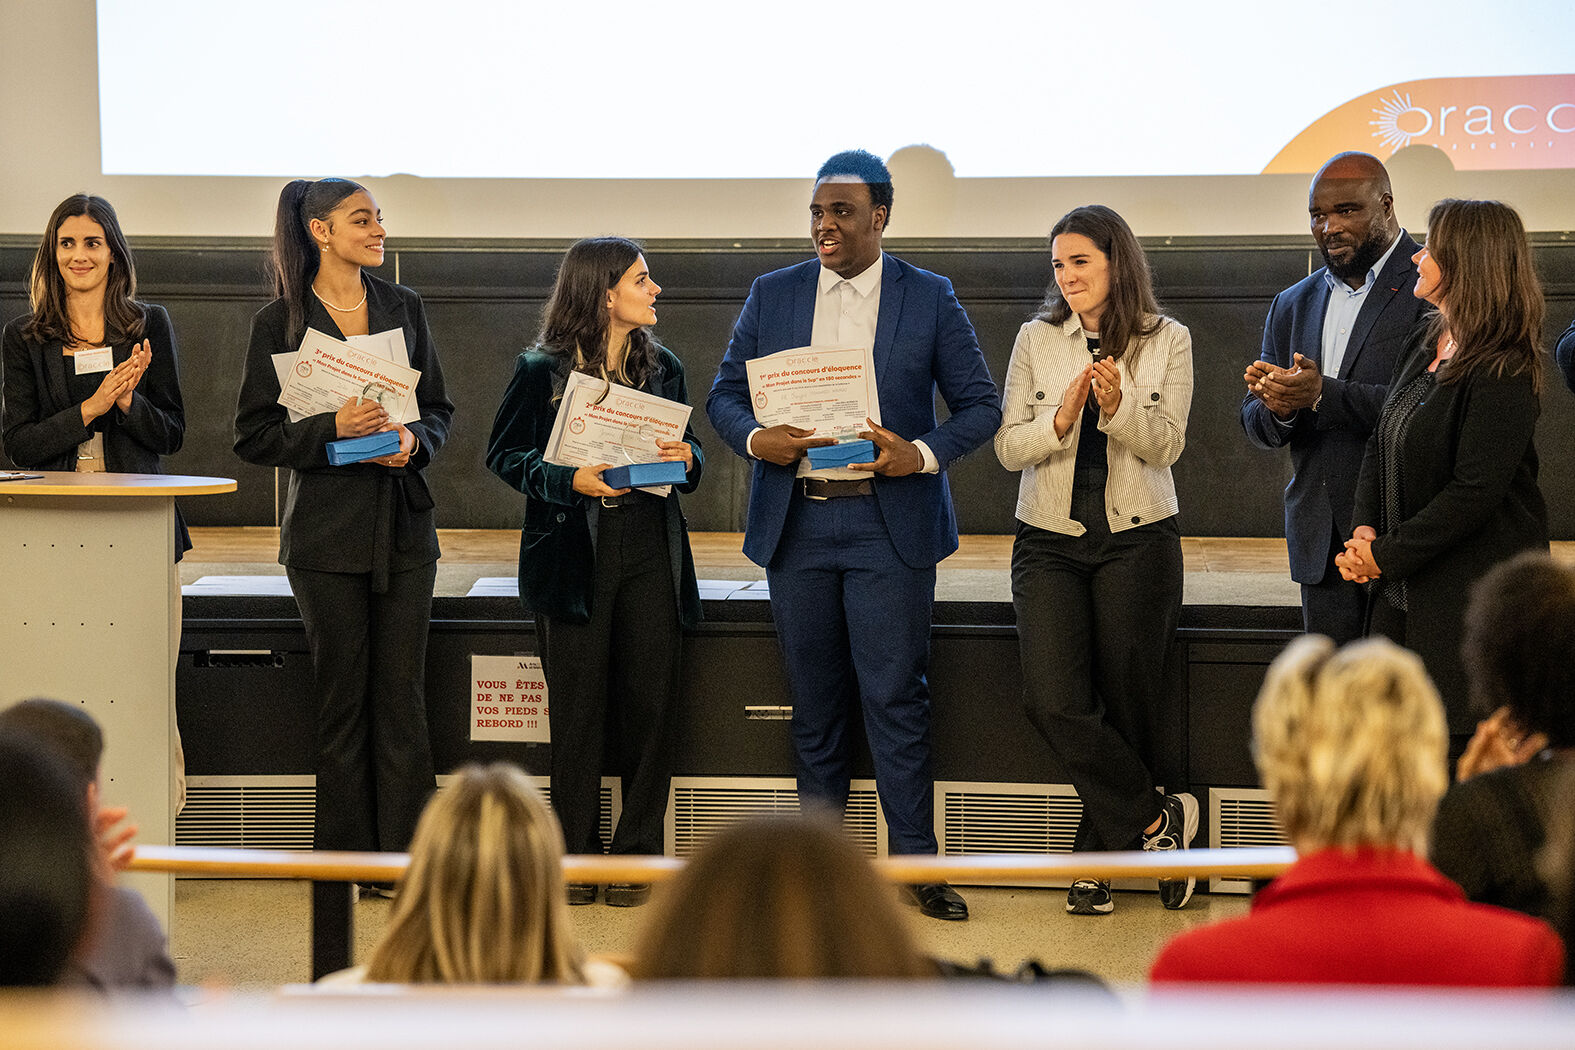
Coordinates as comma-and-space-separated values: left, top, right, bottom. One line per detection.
667, 777, 886, 857
1210, 787, 1288, 893
176, 776, 315, 850
176, 775, 620, 855
938, 782, 1082, 855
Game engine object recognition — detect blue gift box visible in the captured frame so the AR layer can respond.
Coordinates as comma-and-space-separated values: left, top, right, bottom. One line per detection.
326, 430, 402, 466
806, 439, 875, 470
602, 460, 688, 489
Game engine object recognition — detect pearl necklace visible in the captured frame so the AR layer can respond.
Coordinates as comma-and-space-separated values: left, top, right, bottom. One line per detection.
311, 283, 367, 313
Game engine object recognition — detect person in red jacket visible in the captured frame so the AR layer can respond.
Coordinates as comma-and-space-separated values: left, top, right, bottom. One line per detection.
1150, 635, 1563, 986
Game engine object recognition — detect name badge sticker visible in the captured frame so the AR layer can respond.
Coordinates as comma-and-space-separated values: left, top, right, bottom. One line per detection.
73, 347, 113, 375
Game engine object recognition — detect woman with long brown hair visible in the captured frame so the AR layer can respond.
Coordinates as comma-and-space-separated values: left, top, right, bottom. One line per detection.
994, 204, 1197, 917
1338, 198, 1548, 733
486, 237, 701, 908
2, 194, 187, 545
635, 815, 932, 979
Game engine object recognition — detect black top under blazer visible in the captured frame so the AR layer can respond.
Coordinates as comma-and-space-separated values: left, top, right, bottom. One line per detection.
1353, 328, 1548, 729
2, 303, 191, 557
485, 347, 702, 628
233, 273, 453, 584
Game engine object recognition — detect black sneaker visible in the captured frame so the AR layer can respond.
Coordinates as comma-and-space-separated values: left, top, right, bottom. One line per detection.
1065, 879, 1113, 915
1144, 792, 1199, 909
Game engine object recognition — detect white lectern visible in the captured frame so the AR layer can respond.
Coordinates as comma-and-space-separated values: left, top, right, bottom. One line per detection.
0, 471, 236, 932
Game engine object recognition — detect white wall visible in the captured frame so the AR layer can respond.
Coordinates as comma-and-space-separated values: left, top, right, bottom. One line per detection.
3, 0, 1572, 241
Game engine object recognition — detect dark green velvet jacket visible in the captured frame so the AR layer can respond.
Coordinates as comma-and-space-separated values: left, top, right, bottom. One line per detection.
485, 346, 702, 627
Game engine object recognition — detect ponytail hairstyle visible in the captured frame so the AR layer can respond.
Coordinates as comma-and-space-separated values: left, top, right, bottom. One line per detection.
1036, 204, 1165, 369
23, 194, 146, 347
537, 236, 659, 393
268, 177, 368, 344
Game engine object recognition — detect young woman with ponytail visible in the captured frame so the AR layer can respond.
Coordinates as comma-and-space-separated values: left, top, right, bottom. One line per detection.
234, 178, 454, 859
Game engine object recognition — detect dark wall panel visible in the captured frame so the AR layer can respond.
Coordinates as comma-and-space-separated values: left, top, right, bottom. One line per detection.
5, 236, 1573, 538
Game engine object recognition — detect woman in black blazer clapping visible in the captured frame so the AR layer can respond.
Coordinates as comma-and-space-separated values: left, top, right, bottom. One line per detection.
487, 237, 701, 908
2, 194, 188, 550
2, 193, 192, 807
235, 178, 453, 858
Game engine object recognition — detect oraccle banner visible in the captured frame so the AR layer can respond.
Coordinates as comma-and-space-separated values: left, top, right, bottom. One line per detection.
1267, 74, 1575, 173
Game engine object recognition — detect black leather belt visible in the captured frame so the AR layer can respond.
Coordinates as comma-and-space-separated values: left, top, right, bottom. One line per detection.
800, 477, 874, 500
599, 491, 656, 509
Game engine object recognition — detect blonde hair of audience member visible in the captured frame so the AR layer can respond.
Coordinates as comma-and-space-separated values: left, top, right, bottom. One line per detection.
635, 815, 933, 979
1253, 636, 1449, 855
363, 763, 585, 984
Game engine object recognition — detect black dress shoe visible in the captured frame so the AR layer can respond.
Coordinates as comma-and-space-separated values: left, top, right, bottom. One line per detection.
566, 883, 598, 906
903, 882, 969, 921
604, 882, 652, 907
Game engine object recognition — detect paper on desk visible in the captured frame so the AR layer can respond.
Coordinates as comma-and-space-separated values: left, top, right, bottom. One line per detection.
272, 328, 420, 423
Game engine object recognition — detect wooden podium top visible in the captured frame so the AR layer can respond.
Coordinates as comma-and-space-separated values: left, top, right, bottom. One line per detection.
0, 470, 236, 497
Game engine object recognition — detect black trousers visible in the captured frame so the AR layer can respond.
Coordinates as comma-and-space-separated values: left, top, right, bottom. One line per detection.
288, 561, 437, 852
1010, 478, 1182, 852
537, 498, 679, 857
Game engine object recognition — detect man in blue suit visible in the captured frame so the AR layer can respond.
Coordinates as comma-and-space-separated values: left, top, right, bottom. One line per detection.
1242, 152, 1426, 643
707, 150, 1000, 920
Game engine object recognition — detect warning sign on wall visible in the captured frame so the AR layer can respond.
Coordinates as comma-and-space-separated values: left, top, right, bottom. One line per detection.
469, 655, 548, 742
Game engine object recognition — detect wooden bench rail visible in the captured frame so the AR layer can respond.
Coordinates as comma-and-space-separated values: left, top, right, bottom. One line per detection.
127, 844, 1296, 980
128, 844, 1297, 883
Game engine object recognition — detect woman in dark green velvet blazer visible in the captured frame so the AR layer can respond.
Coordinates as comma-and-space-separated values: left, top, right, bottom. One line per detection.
486, 238, 700, 905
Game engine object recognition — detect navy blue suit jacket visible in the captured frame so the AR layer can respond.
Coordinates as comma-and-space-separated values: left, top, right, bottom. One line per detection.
1554, 317, 1575, 394
707, 254, 1000, 569
1240, 234, 1425, 584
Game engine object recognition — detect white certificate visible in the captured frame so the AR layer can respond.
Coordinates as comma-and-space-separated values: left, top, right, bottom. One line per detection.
544, 371, 692, 493
275, 328, 421, 424
744, 346, 880, 436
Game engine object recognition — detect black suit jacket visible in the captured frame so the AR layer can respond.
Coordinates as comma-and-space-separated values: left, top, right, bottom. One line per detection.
485, 347, 702, 627
1353, 330, 1548, 728
1241, 234, 1425, 583
233, 274, 453, 580
2, 303, 191, 557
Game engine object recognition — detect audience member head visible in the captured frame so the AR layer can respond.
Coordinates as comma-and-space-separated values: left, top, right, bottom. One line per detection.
363, 763, 585, 984
1417, 197, 1544, 395
0, 730, 96, 986
1253, 635, 1448, 855
538, 235, 658, 387
635, 814, 933, 979
1036, 204, 1163, 366
811, 149, 891, 279
269, 176, 373, 342
0, 698, 102, 797
1307, 152, 1397, 285
1462, 552, 1575, 748
25, 193, 145, 346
